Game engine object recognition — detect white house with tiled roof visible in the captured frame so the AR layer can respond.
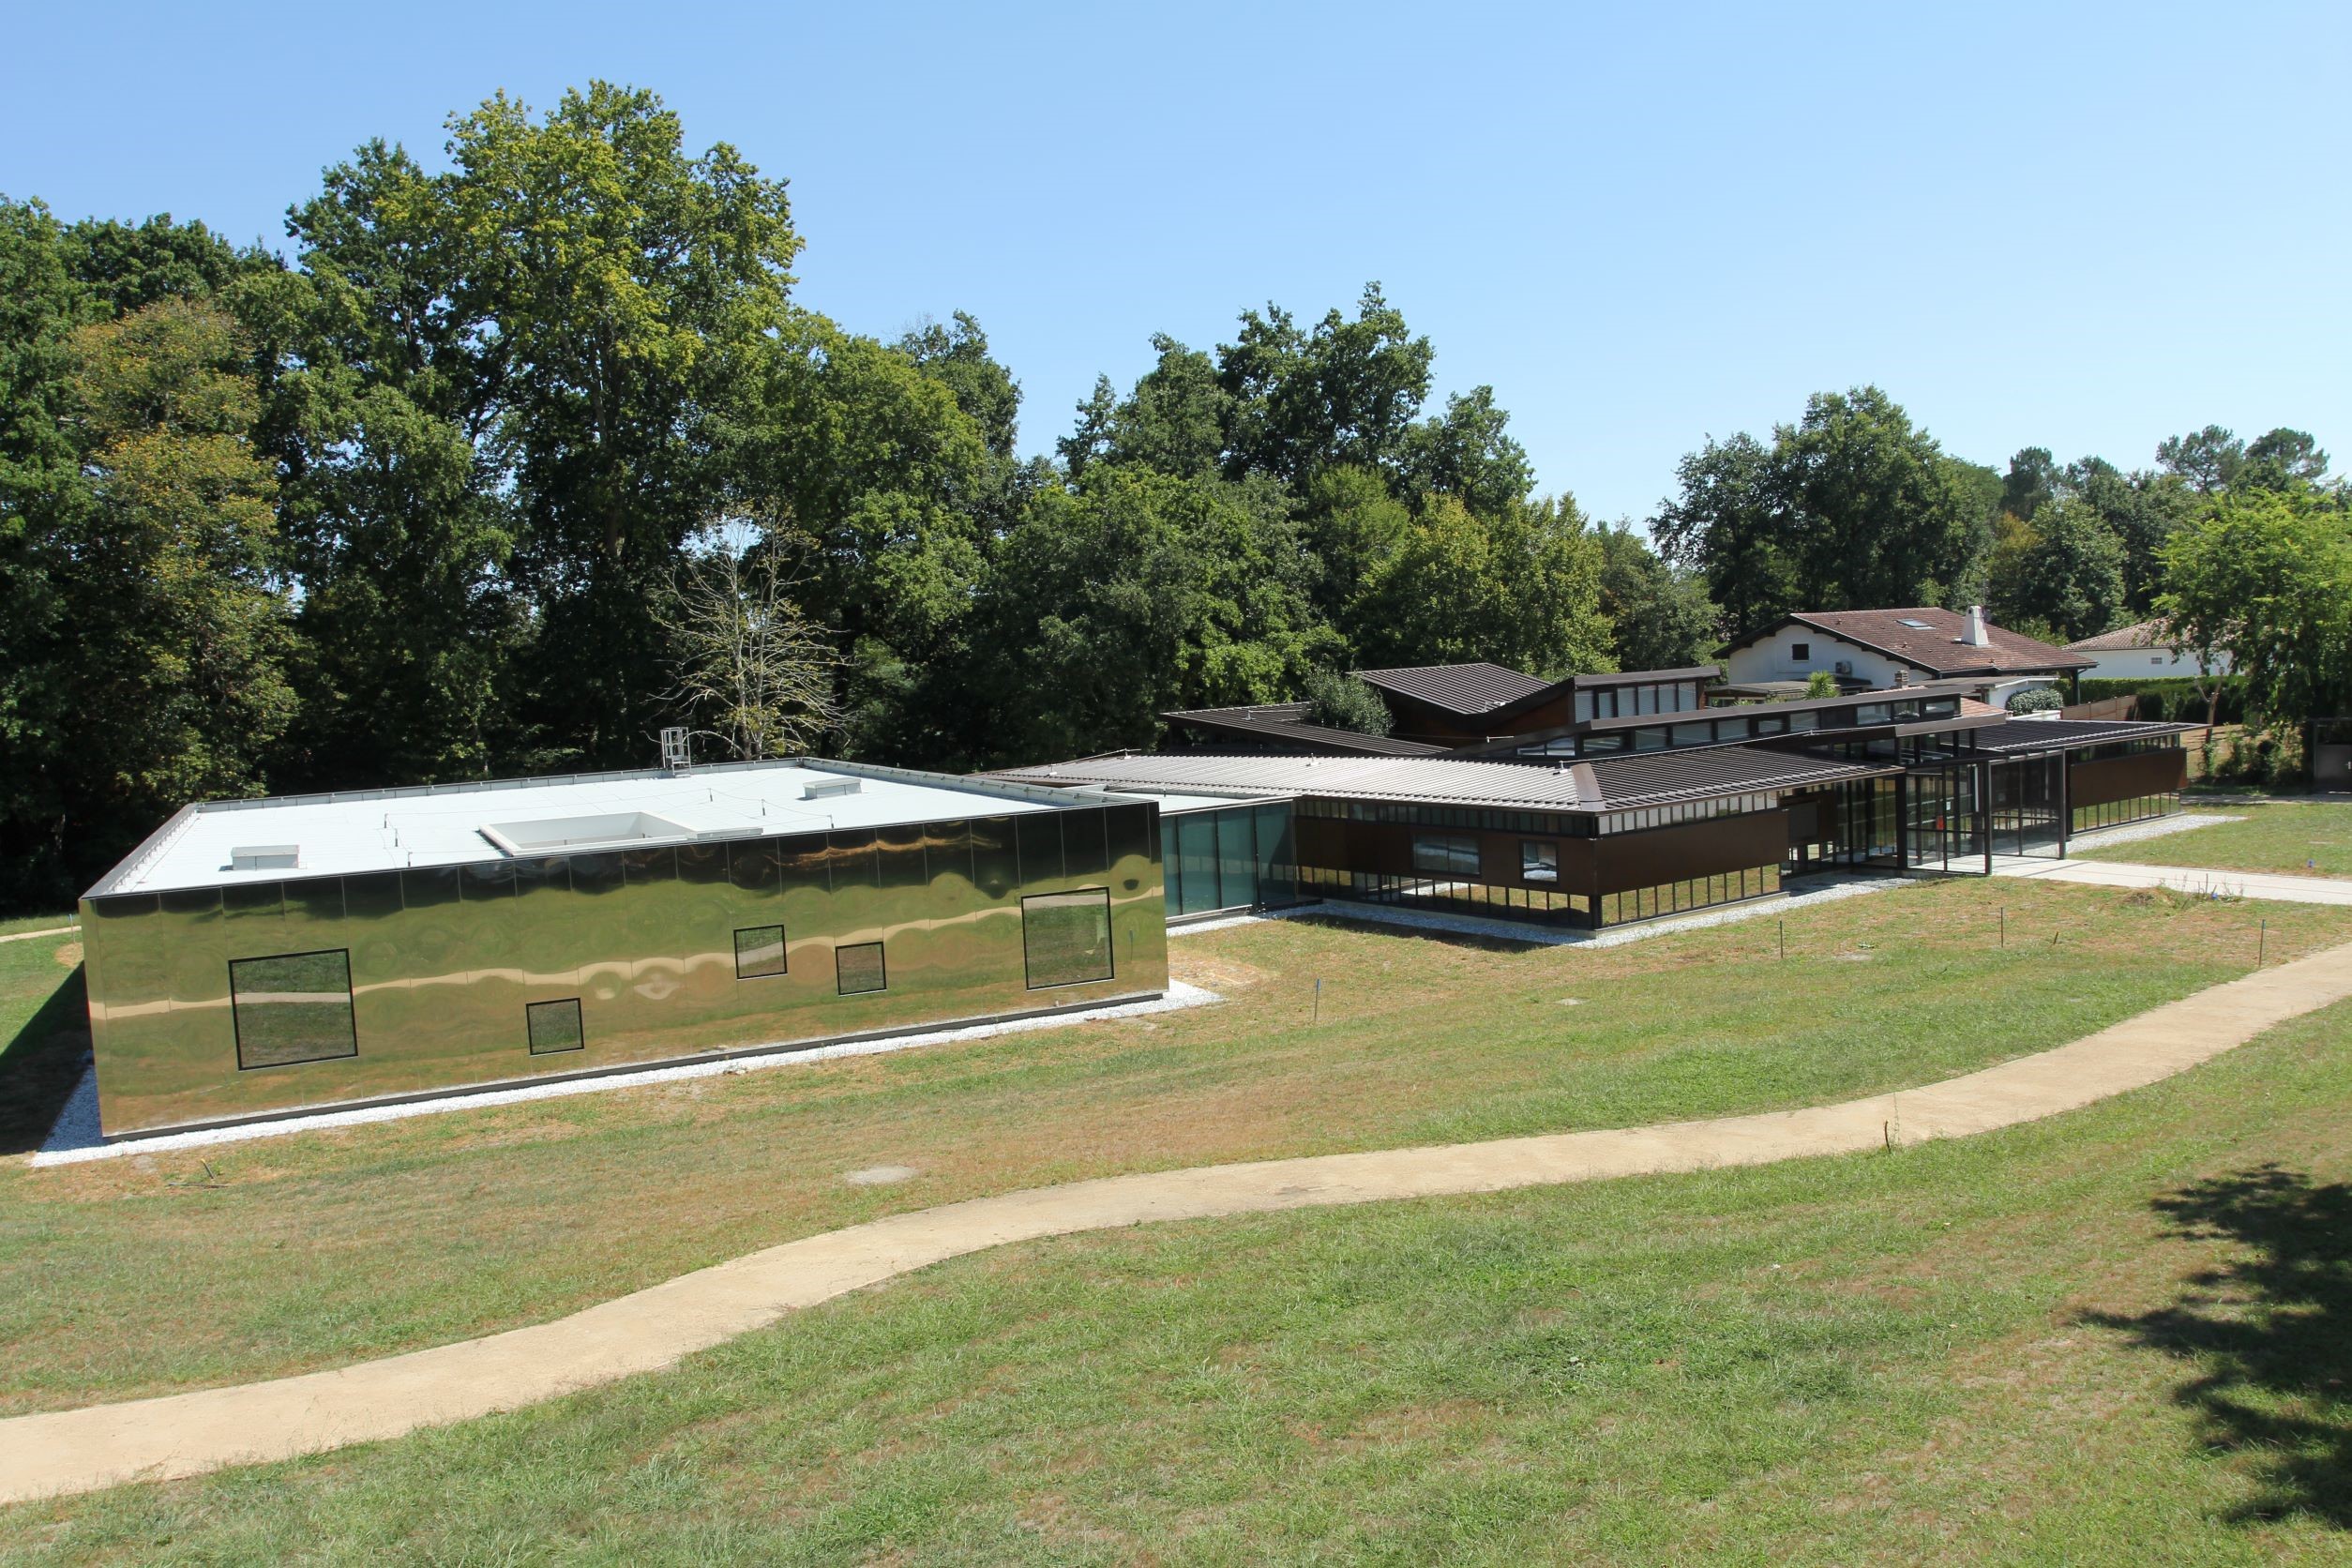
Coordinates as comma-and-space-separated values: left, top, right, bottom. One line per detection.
1720, 606, 2092, 710
2063, 619, 2232, 683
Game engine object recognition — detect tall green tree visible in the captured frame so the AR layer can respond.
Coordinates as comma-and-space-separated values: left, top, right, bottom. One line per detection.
1651, 387, 1991, 634
975, 467, 1330, 762
2159, 488, 2352, 733
286, 83, 802, 773
1989, 497, 2128, 643
57, 298, 296, 854
1596, 524, 1720, 671
1353, 494, 1611, 676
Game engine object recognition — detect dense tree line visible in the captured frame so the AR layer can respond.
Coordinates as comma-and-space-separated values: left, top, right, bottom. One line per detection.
4, 83, 2343, 911
0, 84, 1721, 909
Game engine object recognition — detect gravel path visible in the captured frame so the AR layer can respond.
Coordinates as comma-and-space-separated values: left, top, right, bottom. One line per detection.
6, 938, 2349, 1504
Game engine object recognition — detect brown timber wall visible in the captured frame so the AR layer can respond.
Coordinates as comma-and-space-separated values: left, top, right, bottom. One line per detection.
1591, 811, 1789, 896
2067, 748, 2187, 808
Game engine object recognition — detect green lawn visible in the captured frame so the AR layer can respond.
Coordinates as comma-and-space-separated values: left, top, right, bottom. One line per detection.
0, 880, 2344, 1425
0, 911, 78, 940
2077, 805, 2352, 880
8, 997, 2350, 1563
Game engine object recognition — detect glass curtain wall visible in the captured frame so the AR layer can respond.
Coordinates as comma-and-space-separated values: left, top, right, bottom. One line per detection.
1987, 754, 2066, 857
1903, 762, 1984, 871
1162, 803, 1296, 917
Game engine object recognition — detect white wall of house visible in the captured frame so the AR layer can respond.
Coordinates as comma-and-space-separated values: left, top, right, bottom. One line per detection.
2075, 645, 2233, 683
1724, 626, 1907, 687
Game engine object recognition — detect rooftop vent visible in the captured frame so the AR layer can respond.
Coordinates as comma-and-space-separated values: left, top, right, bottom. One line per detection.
802, 777, 862, 801
480, 812, 693, 855
231, 845, 300, 871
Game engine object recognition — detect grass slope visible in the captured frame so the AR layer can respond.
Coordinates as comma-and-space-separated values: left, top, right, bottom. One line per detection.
2076, 805, 2352, 881
8, 998, 2351, 1562
2, 882, 2345, 1419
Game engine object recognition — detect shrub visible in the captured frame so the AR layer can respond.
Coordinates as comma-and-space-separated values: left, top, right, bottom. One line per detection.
2007, 686, 2065, 714
1303, 670, 1394, 736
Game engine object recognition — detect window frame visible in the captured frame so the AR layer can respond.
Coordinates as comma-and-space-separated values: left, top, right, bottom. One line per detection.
525, 997, 584, 1055
732, 923, 789, 980
1019, 887, 1117, 990
1519, 840, 1560, 883
835, 941, 888, 996
229, 947, 358, 1071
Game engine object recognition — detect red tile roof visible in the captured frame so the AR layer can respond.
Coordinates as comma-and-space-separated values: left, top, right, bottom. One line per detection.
1733, 609, 2092, 675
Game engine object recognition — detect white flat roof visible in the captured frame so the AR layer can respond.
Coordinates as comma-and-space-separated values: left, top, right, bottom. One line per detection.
96, 760, 1100, 897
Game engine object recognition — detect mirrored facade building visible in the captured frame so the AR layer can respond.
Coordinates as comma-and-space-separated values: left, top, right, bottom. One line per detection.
80, 761, 1167, 1138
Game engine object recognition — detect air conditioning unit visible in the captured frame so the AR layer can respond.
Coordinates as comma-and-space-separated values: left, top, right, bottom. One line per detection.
803, 777, 862, 801
1833, 660, 1853, 676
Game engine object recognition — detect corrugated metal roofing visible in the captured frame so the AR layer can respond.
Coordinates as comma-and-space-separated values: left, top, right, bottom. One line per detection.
1349, 662, 1552, 715
1160, 704, 1448, 756
991, 746, 1897, 814
1964, 718, 2199, 753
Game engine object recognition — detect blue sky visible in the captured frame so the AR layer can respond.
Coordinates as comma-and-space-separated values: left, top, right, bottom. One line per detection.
7, 1, 2345, 524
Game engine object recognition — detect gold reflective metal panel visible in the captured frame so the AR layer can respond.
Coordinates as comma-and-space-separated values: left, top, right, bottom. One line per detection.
83, 802, 1169, 1137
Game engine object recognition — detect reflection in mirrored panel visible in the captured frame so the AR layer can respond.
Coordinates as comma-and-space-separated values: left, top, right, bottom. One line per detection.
1022, 890, 1114, 988
734, 924, 788, 979
836, 942, 887, 995
526, 997, 584, 1054
231, 949, 357, 1069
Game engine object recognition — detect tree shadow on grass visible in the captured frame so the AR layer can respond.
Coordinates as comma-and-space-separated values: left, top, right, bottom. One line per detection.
0, 960, 89, 1156
2082, 1165, 2352, 1528
1287, 912, 1551, 956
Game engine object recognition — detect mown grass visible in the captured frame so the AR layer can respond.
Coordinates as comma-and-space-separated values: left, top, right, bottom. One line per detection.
0, 911, 78, 940
0, 880, 2344, 1420
2078, 805, 2352, 880
9, 997, 2352, 1563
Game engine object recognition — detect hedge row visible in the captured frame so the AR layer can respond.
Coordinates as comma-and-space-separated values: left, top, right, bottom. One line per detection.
2076, 675, 2245, 725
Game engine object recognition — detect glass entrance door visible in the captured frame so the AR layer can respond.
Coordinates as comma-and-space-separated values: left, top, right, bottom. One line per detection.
1987, 754, 2064, 858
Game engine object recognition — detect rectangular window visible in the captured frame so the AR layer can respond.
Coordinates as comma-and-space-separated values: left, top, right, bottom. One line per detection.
229, 949, 357, 1070
1520, 841, 1559, 882
526, 998, 584, 1055
1856, 702, 1893, 726
734, 924, 788, 979
1792, 641, 1811, 660
1410, 834, 1481, 877
1754, 715, 1787, 735
836, 942, 887, 995
1671, 721, 1713, 746
1021, 888, 1115, 988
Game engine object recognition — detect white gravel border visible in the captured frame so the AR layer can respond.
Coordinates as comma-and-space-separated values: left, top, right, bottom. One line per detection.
32, 983, 1222, 1168
1171, 872, 1902, 949
2065, 812, 2240, 852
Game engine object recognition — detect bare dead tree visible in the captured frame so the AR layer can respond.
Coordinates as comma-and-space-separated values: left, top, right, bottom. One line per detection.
657, 529, 842, 760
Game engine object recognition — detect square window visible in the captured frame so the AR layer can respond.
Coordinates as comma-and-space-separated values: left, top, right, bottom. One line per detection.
230, 949, 357, 1070
734, 924, 788, 980
1792, 641, 1811, 660
1520, 841, 1559, 882
526, 998, 584, 1055
1022, 888, 1116, 989
836, 942, 887, 995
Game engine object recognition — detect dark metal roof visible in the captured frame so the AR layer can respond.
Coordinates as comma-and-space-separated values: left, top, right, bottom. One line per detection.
1350, 662, 1551, 715
1569, 665, 1723, 688
1965, 718, 2199, 754
1581, 746, 1899, 809
987, 746, 1897, 815
1160, 704, 1447, 756
1720, 609, 2094, 675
